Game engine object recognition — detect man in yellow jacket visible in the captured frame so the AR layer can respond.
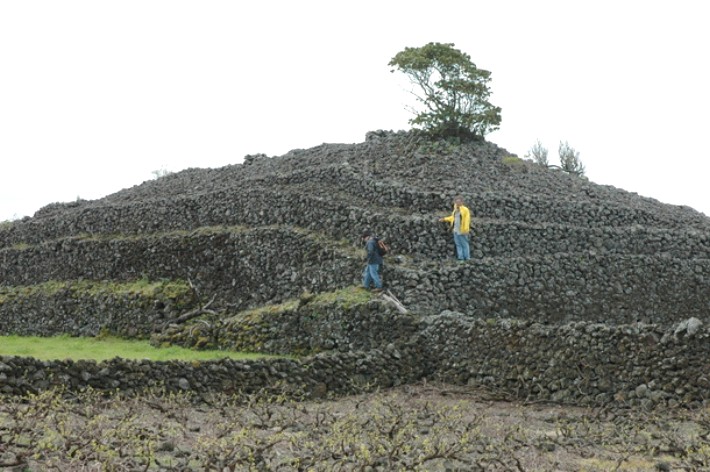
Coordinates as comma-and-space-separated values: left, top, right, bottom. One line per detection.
439, 196, 471, 261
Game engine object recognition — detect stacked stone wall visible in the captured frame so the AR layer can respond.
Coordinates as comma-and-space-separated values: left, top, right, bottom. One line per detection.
2, 228, 707, 324
0, 349, 419, 399
1, 133, 709, 408
2, 313, 708, 409
0, 228, 360, 309
0, 281, 195, 338
157, 298, 421, 356
420, 312, 710, 409
386, 253, 710, 323
3, 182, 708, 252
2, 195, 707, 280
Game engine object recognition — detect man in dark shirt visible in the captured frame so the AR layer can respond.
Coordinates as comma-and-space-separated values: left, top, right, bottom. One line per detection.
361, 229, 383, 291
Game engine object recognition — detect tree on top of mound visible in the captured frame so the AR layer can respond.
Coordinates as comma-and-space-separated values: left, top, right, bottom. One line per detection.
389, 42, 502, 141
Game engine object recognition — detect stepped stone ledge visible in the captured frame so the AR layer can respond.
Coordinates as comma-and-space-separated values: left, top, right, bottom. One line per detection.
1, 131, 708, 406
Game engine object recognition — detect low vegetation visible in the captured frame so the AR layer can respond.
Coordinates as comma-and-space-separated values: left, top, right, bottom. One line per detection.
227, 285, 373, 322
525, 139, 586, 176
1, 384, 709, 471
501, 155, 527, 171
0, 334, 272, 362
0, 218, 18, 230
0, 278, 192, 304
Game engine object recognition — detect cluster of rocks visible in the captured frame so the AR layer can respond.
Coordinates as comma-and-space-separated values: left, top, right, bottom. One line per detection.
2, 132, 708, 246
387, 252, 709, 323
2, 224, 706, 325
0, 227, 361, 310
0, 280, 195, 338
1, 303, 708, 409
0, 348, 418, 399
422, 312, 710, 408
1, 130, 709, 406
155, 295, 419, 355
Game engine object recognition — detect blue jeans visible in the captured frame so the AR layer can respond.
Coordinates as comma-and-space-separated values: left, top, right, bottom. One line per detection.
363, 263, 382, 289
453, 233, 470, 260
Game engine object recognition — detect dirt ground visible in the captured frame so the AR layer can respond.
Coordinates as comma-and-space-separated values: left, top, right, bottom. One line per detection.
2, 383, 709, 471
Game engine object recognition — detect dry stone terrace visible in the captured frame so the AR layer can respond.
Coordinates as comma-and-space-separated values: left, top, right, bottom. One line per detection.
1, 130, 709, 406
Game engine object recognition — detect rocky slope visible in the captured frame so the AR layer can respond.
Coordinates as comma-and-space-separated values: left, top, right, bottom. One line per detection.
2, 130, 708, 326
2, 130, 710, 406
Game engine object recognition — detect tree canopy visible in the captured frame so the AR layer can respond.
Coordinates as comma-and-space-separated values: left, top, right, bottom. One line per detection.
389, 42, 501, 141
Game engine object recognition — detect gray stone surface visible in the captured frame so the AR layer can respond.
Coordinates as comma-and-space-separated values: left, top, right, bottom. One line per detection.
1, 130, 709, 406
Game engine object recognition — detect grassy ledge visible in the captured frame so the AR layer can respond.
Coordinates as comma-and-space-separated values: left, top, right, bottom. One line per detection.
0, 278, 193, 304
0, 334, 277, 362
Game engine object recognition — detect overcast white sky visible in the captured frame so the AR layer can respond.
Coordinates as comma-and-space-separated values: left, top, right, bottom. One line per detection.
1, 1, 708, 222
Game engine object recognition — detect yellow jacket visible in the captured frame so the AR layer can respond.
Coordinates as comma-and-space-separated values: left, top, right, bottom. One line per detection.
442, 205, 471, 234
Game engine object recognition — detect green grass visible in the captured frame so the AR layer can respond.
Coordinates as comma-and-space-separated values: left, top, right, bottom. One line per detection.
234, 285, 372, 321
501, 155, 525, 168
0, 278, 193, 304
0, 334, 275, 362
311, 285, 373, 307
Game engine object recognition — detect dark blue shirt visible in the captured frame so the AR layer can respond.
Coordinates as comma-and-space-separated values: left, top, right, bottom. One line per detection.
366, 238, 384, 265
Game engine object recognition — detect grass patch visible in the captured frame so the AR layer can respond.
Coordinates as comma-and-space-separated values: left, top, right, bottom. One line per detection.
234, 285, 372, 321
0, 334, 274, 362
0, 278, 192, 304
311, 285, 373, 307
501, 155, 526, 169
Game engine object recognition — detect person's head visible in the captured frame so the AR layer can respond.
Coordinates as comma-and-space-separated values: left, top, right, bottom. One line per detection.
453, 196, 464, 208
362, 229, 372, 240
